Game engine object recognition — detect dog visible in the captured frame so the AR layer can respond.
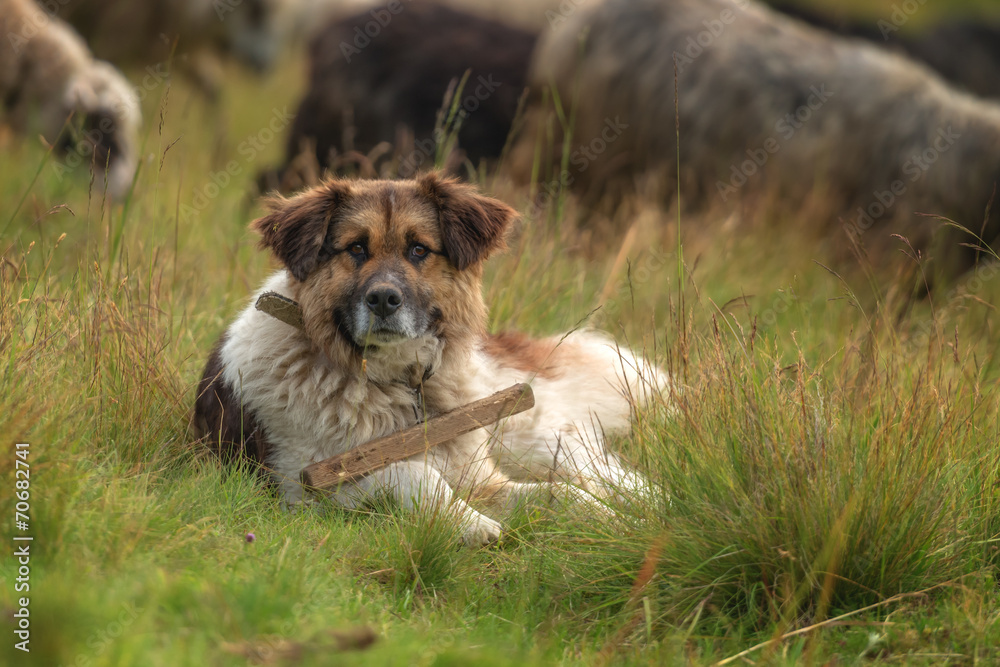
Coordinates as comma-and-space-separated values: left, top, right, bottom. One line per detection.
509, 0, 1000, 277
264, 3, 536, 192
1, 0, 141, 198
193, 174, 668, 545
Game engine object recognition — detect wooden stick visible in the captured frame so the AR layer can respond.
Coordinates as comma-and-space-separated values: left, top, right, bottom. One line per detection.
255, 291, 304, 330
254, 294, 536, 489
301, 383, 535, 490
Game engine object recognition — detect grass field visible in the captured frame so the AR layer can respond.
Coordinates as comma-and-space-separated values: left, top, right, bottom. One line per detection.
4, 2, 1000, 664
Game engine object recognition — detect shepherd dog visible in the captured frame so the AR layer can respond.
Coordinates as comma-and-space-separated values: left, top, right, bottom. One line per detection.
193, 174, 668, 545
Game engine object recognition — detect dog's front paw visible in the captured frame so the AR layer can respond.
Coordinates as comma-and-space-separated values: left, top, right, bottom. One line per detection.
459, 512, 502, 547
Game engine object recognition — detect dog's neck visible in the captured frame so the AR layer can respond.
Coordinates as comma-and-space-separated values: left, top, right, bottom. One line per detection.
266, 272, 481, 414
358, 334, 445, 388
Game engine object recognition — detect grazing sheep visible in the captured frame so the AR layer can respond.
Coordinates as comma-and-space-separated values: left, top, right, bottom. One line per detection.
50, 0, 292, 94
265, 2, 536, 191
768, 1, 1000, 99
1, 0, 141, 197
509, 0, 1000, 276
903, 22, 1000, 101
764, 2, 889, 42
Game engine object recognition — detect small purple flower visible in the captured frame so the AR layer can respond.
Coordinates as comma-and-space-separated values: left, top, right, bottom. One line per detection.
245, 532, 256, 543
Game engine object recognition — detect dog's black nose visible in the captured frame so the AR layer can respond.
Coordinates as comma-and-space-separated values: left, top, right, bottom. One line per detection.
365, 286, 403, 317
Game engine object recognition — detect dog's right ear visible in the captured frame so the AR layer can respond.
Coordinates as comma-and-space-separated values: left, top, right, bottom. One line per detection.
250, 181, 352, 281
417, 172, 518, 270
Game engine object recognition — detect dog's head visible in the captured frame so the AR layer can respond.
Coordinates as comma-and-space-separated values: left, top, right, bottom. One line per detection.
251, 174, 517, 358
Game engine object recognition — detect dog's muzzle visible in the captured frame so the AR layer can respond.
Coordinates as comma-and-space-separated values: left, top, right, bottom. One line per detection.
349, 280, 426, 346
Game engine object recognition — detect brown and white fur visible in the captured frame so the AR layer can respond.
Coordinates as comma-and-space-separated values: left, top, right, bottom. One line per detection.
194, 174, 668, 545
0, 0, 140, 197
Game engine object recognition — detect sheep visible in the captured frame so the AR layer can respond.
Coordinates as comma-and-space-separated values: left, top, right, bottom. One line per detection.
264, 2, 536, 191
49, 0, 293, 95
1, 0, 141, 197
768, 1, 1000, 99
508, 0, 1000, 277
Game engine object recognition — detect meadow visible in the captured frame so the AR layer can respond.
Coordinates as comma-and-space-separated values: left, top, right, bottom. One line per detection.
3, 2, 1000, 664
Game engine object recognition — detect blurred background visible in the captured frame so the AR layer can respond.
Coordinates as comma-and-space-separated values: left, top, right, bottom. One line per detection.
5, 1, 1000, 665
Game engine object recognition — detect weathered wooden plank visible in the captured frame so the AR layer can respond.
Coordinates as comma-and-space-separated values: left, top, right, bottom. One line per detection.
301, 383, 535, 490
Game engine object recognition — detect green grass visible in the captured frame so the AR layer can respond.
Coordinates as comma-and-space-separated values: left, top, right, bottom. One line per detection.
4, 16, 1000, 665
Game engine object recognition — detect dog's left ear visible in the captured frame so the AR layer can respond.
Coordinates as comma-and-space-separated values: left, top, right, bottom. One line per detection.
251, 181, 352, 281
418, 173, 518, 270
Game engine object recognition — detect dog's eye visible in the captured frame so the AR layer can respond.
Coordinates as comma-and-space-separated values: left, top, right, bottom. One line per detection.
410, 245, 428, 259
348, 243, 366, 258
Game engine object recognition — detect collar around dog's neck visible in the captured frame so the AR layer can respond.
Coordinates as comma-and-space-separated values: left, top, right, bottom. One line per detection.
255, 291, 304, 329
